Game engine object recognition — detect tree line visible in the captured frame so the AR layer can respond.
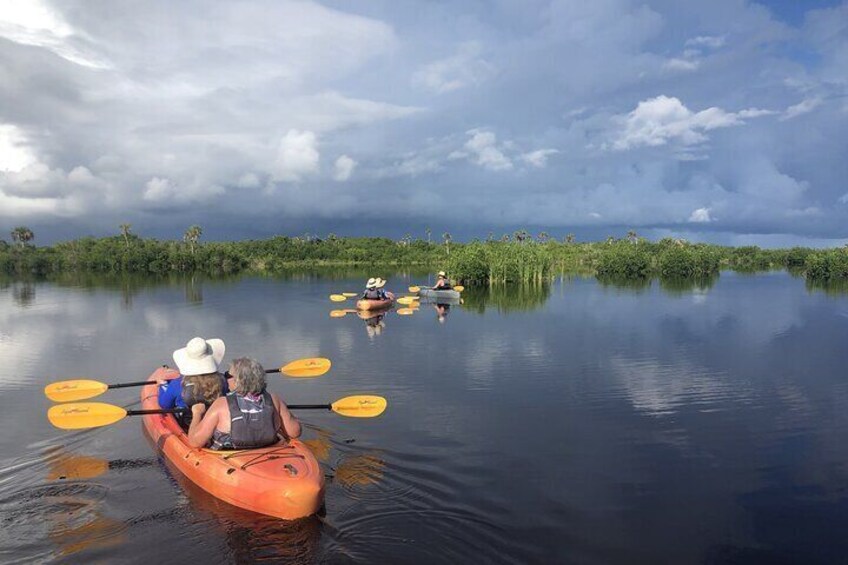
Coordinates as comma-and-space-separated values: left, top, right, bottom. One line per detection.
2, 225, 847, 286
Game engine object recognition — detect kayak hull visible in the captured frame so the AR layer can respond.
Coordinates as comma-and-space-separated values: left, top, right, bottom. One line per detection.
356, 298, 394, 311
141, 367, 324, 520
417, 288, 461, 301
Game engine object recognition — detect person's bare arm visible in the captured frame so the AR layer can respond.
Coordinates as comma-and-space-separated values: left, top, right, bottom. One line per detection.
187, 399, 223, 448
272, 394, 302, 439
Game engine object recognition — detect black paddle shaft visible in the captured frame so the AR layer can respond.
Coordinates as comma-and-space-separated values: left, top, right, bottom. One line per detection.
126, 404, 332, 416
111, 368, 281, 390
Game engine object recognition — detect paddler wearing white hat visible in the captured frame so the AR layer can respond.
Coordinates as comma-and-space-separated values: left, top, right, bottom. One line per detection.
157, 336, 230, 426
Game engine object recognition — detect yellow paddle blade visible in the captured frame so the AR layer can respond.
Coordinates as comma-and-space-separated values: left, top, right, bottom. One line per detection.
397, 308, 415, 316
47, 453, 109, 481
453, 285, 464, 292
396, 296, 417, 305
408, 285, 420, 293
48, 403, 128, 430
280, 357, 331, 377
330, 294, 347, 302
331, 395, 387, 418
342, 292, 358, 297
44, 379, 109, 403
330, 309, 348, 318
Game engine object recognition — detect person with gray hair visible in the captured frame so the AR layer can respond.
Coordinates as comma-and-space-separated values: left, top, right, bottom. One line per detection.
187, 357, 301, 449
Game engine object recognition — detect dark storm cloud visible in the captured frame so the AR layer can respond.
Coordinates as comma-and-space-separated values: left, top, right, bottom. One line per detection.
0, 0, 846, 245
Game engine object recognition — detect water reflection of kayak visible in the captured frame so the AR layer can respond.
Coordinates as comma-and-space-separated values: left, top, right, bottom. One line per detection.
417, 288, 461, 301
141, 367, 324, 520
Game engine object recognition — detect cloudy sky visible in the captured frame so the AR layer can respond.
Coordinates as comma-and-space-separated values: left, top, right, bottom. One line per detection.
0, 0, 846, 245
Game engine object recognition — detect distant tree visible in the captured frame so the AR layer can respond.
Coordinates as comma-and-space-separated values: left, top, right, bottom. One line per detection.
184, 225, 202, 254
538, 231, 549, 243
501, 233, 511, 242
425, 227, 432, 245
442, 232, 452, 255
606, 236, 616, 244
486, 231, 495, 242
514, 229, 529, 243
327, 233, 338, 244
627, 230, 638, 244
120, 223, 132, 249
11, 226, 34, 247
565, 233, 575, 244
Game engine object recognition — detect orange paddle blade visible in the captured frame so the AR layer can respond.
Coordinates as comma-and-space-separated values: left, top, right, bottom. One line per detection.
280, 357, 331, 377
331, 395, 387, 418
44, 379, 109, 403
408, 286, 420, 293
48, 403, 128, 430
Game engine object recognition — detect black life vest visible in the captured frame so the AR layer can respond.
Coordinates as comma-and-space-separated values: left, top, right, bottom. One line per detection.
213, 391, 278, 449
362, 288, 382, 300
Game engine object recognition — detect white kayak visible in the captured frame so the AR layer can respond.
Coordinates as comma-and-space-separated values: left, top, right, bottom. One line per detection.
417, 288, 461, 301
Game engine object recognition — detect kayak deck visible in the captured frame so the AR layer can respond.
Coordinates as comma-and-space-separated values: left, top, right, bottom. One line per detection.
141, 367, 324, 520
356, 297, 394, 311
417, 288, 461, 301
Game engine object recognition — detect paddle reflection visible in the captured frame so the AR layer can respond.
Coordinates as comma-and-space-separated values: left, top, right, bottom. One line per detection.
332, 453, 385, 488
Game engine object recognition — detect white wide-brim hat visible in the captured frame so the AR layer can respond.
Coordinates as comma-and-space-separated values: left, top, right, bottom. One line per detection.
437, 271, 446, 277
366, 277, 377, 289
173, 337, 225, 376
375, 278, 386, 288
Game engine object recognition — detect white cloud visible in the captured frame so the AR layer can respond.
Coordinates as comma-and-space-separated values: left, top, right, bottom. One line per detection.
610, 95, 774, 151
781, 97, 823, 121
663, 58, 699, 72
412, 41, 495, 94
520, 149, 559, 168
688, 207, 713, 223
0, 125, 37, 172
272, 130, 319, 182
685, 36, 726, 49
0, 0, 110, 68
451, 129, 513, 171
333, 155, 357, 181
838, 193, 848, 204
143, 177, 175, 202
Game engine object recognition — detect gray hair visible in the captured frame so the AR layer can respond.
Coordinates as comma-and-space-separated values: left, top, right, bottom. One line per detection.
229, 357, 267, 395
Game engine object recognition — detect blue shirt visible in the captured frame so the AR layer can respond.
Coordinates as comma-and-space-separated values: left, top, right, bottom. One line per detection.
158, 375, 230, 409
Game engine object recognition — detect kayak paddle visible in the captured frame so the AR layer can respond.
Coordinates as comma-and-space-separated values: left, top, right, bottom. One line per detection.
48, 395, 388, 429
396, 296, 419, 305
329, 294, 347, 302
44, 357, 332, 403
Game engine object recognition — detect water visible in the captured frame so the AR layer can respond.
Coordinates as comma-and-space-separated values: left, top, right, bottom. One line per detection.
2, 271, 848, 563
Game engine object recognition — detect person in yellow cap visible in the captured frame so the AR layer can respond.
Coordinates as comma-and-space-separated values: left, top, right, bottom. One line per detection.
432, 271, 453, 290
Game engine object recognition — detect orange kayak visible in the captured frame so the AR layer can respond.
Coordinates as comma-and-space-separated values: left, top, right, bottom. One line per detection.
356, 297, 394, 310
141, 367, 325, 520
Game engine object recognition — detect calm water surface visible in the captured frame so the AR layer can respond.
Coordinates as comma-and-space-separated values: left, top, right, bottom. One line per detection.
1, 271, 847, 563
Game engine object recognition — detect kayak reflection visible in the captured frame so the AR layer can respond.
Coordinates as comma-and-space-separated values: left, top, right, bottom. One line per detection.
433, 302, 451, 324
357, 309, 387, 338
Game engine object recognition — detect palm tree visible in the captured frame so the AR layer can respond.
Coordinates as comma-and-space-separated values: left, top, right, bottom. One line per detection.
627, 230, 638, 244
11, 226, 34, 247
565, 233, 575, 244
184, 225, 202, 254
425, 227, 432, 245
486, 231, 495, 242
120, 223, 132, 249
514, 229, 529, 243
538, 231, 549, 243
442, 232, 452, 255
501, 233, 511, 242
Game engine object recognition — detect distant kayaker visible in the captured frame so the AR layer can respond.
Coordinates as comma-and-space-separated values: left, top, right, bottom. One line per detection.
361, 277, 394, 301
361, 277, 382, 300
374, 277, 394, 300
158, 337, 230, 426
432, 271, 453, 290
187, 357, 301, 449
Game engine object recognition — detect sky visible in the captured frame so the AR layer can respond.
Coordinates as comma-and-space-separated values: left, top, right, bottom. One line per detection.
0, 0, 846, 246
